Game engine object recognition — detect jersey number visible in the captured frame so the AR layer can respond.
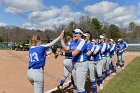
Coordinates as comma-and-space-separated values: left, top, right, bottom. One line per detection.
30, 52, 39, 62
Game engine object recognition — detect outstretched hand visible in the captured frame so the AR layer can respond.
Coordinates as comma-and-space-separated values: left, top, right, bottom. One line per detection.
59, 30, 64, 39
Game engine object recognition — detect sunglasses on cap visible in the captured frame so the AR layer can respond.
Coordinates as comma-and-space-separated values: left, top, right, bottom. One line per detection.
73, 32, 80, 34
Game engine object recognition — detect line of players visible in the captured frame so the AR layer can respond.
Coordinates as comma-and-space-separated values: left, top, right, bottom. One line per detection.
57, 29, 128, 93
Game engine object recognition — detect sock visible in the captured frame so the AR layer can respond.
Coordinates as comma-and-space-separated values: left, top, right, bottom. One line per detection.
122, 61, 124, 67
106, 70, 110, 77
102, 72, 105, 81
92, 81, 97, 93
117, 61, 120, 67
109, 64, 113, 72
99, 76, 103, 84
60, 76, 66, 86
113, 66, 116, 73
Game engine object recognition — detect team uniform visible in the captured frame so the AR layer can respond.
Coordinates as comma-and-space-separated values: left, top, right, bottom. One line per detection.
105, 44, 111, 78
117, 41, 128, 69
86, 41, 97, 93
99, 42, 107, 75
69, 39, 88, 93
59, 42, 73, 86
28, 45, 49, 93
91, 44, 103, 91
110, 43, 117, 74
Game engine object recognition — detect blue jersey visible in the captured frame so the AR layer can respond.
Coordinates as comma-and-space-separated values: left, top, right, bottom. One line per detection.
28, 45, 49, 69
116, 43, 120, 54
105, 44, 111, 57
65, 43, 72, 59
99, 42, 107, 57
86, 41, 94, 61
110, 44, 116, 56
119, 42, 127, 51
70, 39, 87, 62
91, 45, 101, 61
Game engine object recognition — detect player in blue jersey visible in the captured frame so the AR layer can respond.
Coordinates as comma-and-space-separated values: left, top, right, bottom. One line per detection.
92, 39, 103, 90
59, 28, 88, 93
117, 38, 128, 69
58, 36, 74, 89
104, 38, 111, 81
98, 35, 107, 85
27, 31, 64, 93
109, 39, 117, 76
84, 32, 98, 93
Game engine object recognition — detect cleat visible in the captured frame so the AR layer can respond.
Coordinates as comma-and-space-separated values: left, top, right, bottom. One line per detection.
57, 85, 64, 93
117, 66, 120, 69
111, 73, 116, 76
105, 76, 110, 81
57, 85, 63, 90
122, 67, 124, 69
100, 84, 103, 90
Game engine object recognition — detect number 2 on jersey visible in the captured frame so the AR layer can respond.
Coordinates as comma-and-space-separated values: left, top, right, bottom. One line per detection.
30, 52, 39, 62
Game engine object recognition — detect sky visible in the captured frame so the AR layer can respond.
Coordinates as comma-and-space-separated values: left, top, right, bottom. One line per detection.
0, 0, 140, 30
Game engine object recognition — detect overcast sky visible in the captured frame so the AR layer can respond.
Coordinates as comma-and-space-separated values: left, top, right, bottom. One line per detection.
0, 0, 140, 30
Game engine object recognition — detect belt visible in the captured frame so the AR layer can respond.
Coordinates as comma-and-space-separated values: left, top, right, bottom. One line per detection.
29, 67, 44, 70
102, 56, 106, 57
94, 59, 100, 61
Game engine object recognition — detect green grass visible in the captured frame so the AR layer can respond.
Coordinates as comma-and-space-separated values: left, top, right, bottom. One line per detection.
99, 57, 140, 93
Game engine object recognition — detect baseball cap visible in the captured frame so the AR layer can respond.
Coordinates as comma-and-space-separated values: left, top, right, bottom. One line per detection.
92, 39, 96, 42
109, 39, 114, 42
73, 29, 83, 34
99, 35, 105, 39
118, 39, 121, 41
83, 33, 88, 37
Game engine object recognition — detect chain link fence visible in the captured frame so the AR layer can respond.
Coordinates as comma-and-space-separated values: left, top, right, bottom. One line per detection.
124, 38, 140, 51
0, 38, 140, 51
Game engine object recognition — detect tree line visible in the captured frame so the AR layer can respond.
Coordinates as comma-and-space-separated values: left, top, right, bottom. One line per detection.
0, 16, 140, 43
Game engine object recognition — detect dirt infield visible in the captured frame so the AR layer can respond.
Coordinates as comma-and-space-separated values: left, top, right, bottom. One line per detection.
0, 50, 139, 93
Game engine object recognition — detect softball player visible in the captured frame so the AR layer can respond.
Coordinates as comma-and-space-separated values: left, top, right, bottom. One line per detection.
92, 40, 103, 90
98, 35, 107, 82
109, 39, 117, 76
58, 36, 73, 89
60, 29, 88, 93
27, 31, 64, 93
104, 38, 111, 81
117, 38, 128, 69
84, 32, 98, 93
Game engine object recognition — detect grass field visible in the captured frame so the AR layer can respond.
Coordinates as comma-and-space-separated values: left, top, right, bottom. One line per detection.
99, 57, 140, 93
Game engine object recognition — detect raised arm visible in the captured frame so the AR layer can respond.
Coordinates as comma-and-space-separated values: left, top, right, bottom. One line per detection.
61, 38, 70, 51
47, 30, 64, 47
